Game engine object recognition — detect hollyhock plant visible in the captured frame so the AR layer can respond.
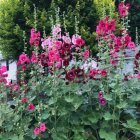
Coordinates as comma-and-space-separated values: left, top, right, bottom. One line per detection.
1, 2, 140, 140
72, 35, 85, 47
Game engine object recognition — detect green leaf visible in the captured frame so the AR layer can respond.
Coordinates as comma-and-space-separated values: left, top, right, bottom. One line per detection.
99, 129, 116, 140
116, 102, 128, 109
123, 119, 140, 131
10, 135, 19, 140
129, 94, 140, 101
104, 94, 112, 101
48, 98, 57, 105
103, 112, 116, 121
64, 96, 74, 103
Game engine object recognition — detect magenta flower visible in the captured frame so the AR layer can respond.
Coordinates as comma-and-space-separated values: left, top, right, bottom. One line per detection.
28, 103, 35, 111
118, 2, 130, 18
0, 66, 7, 74
83, 50, 90, 59
34, 127, 40, 136
39, 123, 46, 132
127, 42, 136, 50
89, 69, 98, 78
99, 98, 107, 107
19, 54, 30, 64
31, 52, 38, 63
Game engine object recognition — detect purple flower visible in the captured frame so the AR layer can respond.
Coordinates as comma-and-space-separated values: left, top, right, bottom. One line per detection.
99, 98, 107, 106
98, 91, 104, 99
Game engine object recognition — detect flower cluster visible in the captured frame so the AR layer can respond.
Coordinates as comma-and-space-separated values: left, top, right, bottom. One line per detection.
34, 123, 46, 136
29, 28, 41, 47
0, 66, 7, 84
98, 92, 107, 106
118, 2, 130, 18
96, 16, 116, 36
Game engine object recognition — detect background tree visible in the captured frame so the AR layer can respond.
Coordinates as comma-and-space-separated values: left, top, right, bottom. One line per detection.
0, 0, 115, 60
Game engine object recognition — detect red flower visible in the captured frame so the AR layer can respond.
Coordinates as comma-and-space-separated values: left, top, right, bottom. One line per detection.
39, 123, 46, 132
28, 103, 35, 111
83, 50, 90, 59
135, 51, 140, 60
100, 69, 108, 77
89, 70, 98, 78
66, 70, 76, 81
63, 59, 70, 67
35, 41, 40, 46
22, 65, 27, 71
22, 97, 28, 103
75, 68, 84, 77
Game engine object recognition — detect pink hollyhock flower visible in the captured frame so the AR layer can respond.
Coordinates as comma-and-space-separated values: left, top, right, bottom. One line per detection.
17, 60, 21, 66
28, 103, 35, 111
31, 53, 38, 63
127, 42, 136, 50
55, 41, 62, 49
62, 34, 71, 44
52, 24, 61, 36
83, 50, 90, 59
0, 66, 7, 74
100, 69, 108, 77
21, 97, 28, 103
34, 40, 40, 46
75, 38, 85, 47
110, 59, 117, 66
72, 35, 85, 47
34, 127, 40, 136
39, 123, 46, 132
99, 98, 107, 106
56, 61, 62, 69
19, 54, 30, 64
114, 36, 122, 47
118, 2, 130, 18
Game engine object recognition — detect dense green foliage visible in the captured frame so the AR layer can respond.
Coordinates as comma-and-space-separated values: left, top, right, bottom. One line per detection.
0, 0, 114, 60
